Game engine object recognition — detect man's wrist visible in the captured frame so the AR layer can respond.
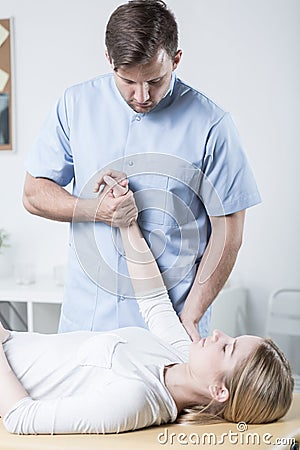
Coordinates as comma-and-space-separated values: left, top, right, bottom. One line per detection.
73, 198, 103, 223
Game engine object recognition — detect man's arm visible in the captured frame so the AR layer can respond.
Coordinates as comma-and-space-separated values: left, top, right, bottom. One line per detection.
180, 210, 246, 341
23, 171, 138, 226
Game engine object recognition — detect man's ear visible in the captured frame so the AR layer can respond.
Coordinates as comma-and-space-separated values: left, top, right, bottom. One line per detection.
208, 384, 229, 403
105, 49, 112, 65
172, 50, 183, 70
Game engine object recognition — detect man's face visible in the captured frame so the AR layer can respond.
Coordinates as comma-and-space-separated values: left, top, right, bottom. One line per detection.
109, 48, 182, 113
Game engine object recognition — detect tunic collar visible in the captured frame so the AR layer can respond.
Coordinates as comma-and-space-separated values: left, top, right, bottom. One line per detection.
111, 72, 177, 116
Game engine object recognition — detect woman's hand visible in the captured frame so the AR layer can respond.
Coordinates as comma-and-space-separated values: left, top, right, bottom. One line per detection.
0, 322, 11, 344
93, 169, 129, 195
103, 175, 129, 198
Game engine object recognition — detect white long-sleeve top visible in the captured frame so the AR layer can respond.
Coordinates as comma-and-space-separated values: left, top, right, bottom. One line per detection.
2, 289, 191, 434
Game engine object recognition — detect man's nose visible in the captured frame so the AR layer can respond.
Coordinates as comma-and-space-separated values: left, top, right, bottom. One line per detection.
134, 83, 150, 103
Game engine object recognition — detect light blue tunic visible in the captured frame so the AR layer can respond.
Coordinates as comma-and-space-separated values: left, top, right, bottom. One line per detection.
26, 73, 261, 336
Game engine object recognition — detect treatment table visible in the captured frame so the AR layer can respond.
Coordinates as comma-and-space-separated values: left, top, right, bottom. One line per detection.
0, 394, 299, 450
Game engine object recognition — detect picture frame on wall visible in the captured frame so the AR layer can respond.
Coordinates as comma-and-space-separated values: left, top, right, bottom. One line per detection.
0, 18, 13, 151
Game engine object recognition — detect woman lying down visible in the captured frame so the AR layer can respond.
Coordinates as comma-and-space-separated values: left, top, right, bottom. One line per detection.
0, 176, 294, 435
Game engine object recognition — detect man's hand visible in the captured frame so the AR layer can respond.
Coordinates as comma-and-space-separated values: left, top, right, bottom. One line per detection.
93, 169, 129, 195
93, 170, 138, 227
179, 311, 201, 342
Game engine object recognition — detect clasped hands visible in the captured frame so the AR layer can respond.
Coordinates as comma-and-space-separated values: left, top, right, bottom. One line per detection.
93, 169, 138, 227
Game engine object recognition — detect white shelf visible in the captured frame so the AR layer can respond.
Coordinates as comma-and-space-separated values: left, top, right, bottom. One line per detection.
0, 278, 248, 336
0, 276, 63, 303
0, 276, 63, 332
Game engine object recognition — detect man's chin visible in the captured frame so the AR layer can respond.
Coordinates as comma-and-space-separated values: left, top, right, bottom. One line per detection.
129, 102, 156, 113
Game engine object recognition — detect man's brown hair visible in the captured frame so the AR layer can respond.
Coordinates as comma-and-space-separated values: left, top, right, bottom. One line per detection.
105, 0, 178, 69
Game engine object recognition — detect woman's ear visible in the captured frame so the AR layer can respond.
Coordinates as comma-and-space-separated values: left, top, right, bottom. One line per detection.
208, 384, 229, 403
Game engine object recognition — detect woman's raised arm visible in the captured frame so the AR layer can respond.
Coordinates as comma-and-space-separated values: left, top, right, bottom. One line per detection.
104, 176, 191, 355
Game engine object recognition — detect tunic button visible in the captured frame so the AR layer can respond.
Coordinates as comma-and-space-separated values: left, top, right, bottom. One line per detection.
136, 115, 141, 121
128, 160, 134, 167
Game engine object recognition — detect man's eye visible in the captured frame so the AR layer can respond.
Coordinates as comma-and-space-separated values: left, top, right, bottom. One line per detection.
149, 79, 162, 85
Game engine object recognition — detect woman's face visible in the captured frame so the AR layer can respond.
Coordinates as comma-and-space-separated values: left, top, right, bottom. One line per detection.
189, 330, 262, 392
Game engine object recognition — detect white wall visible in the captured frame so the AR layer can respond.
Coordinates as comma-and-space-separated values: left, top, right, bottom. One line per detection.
0, 0, 299, 335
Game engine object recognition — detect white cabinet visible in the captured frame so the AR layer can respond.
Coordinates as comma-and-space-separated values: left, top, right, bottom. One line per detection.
0, 277, 63, 332
0, 278, 248, 337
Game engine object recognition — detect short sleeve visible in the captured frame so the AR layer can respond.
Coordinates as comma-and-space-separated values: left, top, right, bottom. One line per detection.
200, 113, 261, 216
26, 91, 74, 187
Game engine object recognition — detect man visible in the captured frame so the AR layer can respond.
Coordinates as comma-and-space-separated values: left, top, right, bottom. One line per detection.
23, 0, 261, 340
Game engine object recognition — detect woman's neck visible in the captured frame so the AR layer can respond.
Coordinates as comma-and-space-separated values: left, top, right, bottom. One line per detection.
164, 363, 208, 413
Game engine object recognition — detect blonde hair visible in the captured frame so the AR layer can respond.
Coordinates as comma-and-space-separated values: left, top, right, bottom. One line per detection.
177, 338, 294, 425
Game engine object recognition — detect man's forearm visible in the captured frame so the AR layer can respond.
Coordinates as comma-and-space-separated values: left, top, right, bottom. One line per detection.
183, 237, 240, 320
23, 175, 79, 222
180, 211, 245, 339
23, 172, 138, 225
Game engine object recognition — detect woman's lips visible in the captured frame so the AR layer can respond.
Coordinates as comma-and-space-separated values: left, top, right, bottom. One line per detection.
200, 337, 206, 347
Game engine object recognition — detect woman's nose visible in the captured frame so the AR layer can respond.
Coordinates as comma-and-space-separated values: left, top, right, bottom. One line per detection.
212, 329, 231, 342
